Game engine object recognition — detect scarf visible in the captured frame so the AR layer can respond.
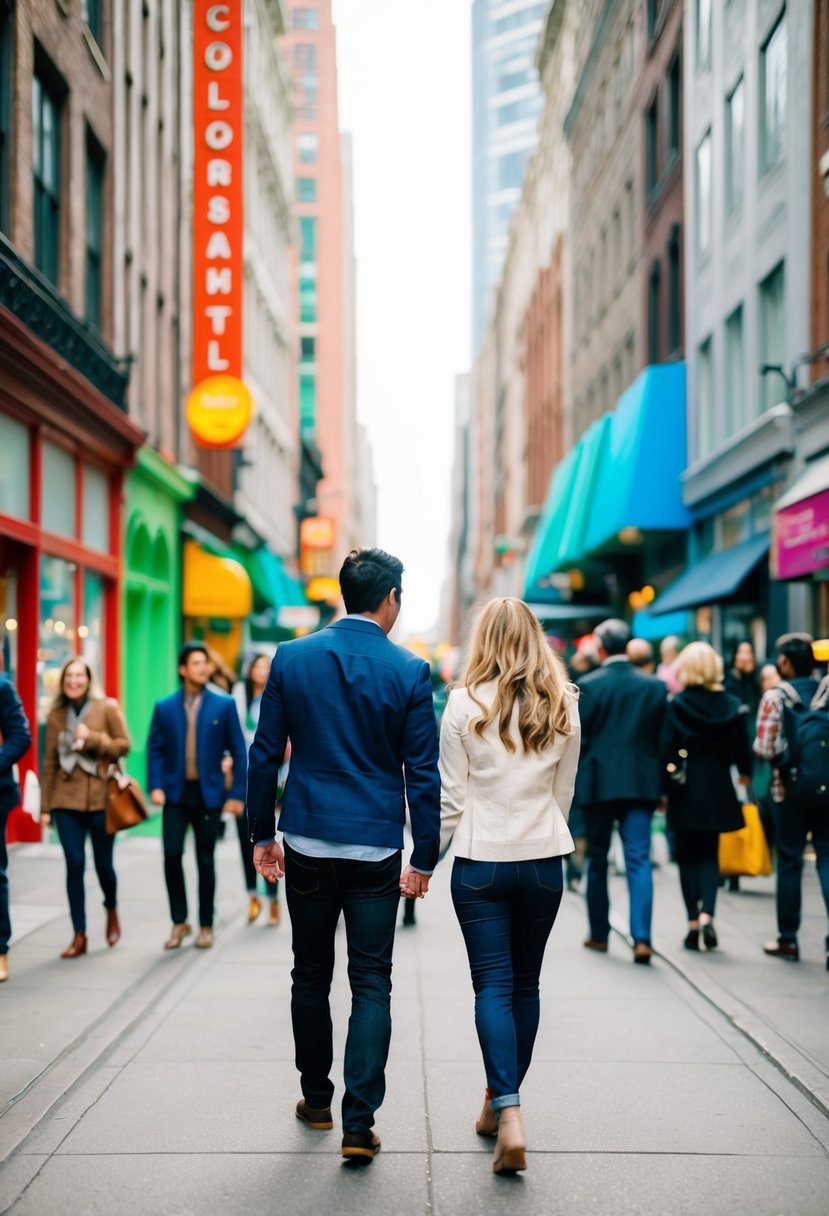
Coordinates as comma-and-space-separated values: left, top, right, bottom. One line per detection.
57, 700, 100, 778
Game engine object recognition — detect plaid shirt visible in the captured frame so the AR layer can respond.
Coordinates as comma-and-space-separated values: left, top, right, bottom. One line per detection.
754, 677, 829, 803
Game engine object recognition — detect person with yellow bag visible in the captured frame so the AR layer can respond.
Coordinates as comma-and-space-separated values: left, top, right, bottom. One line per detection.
660, 643, 752, 951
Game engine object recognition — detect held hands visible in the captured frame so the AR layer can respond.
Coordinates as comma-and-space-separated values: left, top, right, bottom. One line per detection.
254, 841, 285, 884
399, 865, 431, 899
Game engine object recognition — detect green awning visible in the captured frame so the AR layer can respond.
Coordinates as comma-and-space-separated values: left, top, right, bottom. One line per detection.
523, 447, 582, 597
555, 414, 611, 570
245, 548, 309, 612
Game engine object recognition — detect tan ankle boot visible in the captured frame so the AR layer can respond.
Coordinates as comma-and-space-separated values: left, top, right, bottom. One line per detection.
492, 1106, 526, 1174
475, 1088, 497, 1137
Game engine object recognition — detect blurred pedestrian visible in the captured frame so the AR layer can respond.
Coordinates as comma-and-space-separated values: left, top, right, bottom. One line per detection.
248, 548, 440, 1163
656, 635, 682, 696
724, 641, 761, 726
436, 597, 579, 1174
0, 656, 32, 981
41, 658, 130, 959
627, 638, 655, 673
147, 642, 247, 951
578, 619, 668, 964
231, 653, 280, 925
754, 634, 829, 964
569, 639, 600, 678
660, 643, 752, 951
760, 663, 781, 693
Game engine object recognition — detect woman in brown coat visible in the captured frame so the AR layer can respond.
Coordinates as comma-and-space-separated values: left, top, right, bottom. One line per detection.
41, 658, 130, 958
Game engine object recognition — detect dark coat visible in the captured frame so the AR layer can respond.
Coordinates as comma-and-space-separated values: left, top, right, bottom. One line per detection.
246, 618, 441, 873
660, 687, 752, 834
0, 675, 32, 815
147, 686, 247, 808
575, 658, 668, 809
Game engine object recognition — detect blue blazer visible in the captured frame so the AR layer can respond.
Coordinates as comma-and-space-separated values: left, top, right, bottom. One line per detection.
146, 686, 247, 808
0, 675, 32, 815
246, 618, 441, 872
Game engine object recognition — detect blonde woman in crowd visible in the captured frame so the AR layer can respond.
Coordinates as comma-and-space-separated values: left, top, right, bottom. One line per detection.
437, 598, 579, 1175
41, 658, 131, 958
660, 642, 751, 951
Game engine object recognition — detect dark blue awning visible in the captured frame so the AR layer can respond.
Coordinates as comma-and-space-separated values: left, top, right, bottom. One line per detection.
650, 534, 770, 616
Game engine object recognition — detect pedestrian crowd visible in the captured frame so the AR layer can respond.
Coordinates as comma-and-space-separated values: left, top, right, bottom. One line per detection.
1, 547, 828, 1177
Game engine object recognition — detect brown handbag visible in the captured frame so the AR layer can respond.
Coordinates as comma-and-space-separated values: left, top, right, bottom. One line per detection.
105, 762, 149, 835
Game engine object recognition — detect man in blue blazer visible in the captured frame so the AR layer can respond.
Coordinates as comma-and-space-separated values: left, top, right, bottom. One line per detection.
248, 548, 441, 1162
147, 642, 247, 950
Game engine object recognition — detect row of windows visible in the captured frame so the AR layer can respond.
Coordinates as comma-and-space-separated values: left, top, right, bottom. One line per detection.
491, 4, 546, 39
292, 6, 319, 31
696, 260, 786, 458
573, 19, 637, 198
575, 333, 638, 431
647, 227, 683, 364
645, 51, 681, 200
573, 180, 636, 344
297, 132, 318, 163
695, 11, 786, 258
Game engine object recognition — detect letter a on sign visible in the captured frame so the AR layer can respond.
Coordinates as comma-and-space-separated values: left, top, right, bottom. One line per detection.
190, 0, 251, 448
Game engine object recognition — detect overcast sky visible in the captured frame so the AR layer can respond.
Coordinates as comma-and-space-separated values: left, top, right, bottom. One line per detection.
331, 0, 471, 638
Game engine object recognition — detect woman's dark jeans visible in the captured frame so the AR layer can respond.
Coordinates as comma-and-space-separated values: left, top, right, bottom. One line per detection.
451, 856, 563, 1110
674, 829, 720, 920
53, 809, 117, 933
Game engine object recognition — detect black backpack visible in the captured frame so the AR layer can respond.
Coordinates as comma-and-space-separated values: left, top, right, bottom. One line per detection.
781, 684, 829, 814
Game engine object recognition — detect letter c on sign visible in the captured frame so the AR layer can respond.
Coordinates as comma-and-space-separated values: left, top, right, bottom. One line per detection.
205, 42, 233, 71
206, 5, 231, 32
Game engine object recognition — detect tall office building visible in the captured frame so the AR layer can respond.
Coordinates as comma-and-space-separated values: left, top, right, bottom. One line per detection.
471, 0, 546, 353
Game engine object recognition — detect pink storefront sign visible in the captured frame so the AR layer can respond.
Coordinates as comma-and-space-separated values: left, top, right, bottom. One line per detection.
774, 488, 829, 580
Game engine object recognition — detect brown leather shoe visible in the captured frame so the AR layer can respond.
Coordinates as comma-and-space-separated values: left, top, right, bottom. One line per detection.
633, 942, 653, 965
295, 1099, 333, 1129
583, 938, 608, 953
763, 939, 799, 961
164, 923, 192, 950
268, 899, 281, 927
61, 932, 88, 959
195, 927, 213, 949
106, 908, 121, 947
0, 954, 8, 982
492, 1107, 527, 1174
476, 1088, 497, 1137
341, 1130, 381, 1161
247, 895, 262, 924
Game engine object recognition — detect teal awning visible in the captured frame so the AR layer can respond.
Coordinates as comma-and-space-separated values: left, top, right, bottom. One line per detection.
245, 548, 310, 613
650, 534, 770, 616
583, 364, 691, 555
555, 414, 611, 570
523, 447, 582, 597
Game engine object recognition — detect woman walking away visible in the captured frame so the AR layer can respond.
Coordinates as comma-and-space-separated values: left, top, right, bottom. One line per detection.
660, 642, 751, 951
232, 653, 280, 925
435, 597, 579, 1175
41, 658, 131, 958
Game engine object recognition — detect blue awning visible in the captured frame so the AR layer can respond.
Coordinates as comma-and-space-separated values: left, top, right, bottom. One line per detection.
631, 608, 691, 640
523, 446, 581, 598
650, 533, 770, 616
555, 415, 611, 570
583, 363, 691, 554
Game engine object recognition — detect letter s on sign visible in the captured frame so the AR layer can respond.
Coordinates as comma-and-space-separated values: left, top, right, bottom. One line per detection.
206, 5, 231, 32
207, 196, 231, 224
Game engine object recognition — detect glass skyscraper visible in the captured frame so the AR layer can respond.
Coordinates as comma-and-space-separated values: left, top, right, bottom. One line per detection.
472, 0, 546, 354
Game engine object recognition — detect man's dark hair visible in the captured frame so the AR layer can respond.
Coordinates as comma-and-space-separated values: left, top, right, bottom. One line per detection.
594, 618, 631, 657
775, 632, 815, 678
178, 641, 209, 674
339, 548, 404, 615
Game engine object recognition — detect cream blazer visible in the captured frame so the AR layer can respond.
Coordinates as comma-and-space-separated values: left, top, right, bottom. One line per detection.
439, 682, 580, 862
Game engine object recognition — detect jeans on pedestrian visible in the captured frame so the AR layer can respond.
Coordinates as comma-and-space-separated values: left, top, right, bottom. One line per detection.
451, 856, 563, 1109
584, 804, 654, 945
771, 799, 829, 942
234, 812, 277, 899
52, 808, 117, 934
284, 844, 400, 1133
673, 829, 720, 920
0, 809, 10, 953
162, 781, 221, 928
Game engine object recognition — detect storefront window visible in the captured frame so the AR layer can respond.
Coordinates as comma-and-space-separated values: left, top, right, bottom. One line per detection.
751, 483, 780, 535
81, 570, 105, 684
721, 499, 750, 549
82, 465, 109, 551
0, 416, 31, 519
38, 555, 76, 722
0, 564, 17, 679
41, 442, 77, 538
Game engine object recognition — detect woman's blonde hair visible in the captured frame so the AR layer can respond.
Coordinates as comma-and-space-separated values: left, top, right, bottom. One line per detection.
463, 597, 573, 753
675, 641, 724, 691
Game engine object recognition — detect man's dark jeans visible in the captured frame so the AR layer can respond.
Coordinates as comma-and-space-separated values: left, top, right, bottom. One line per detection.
162, 781, 221, 928
771, 798, 829, 942
584, 803, 654, 945
450, 856, 563, 1107
284, 844, 401, 1133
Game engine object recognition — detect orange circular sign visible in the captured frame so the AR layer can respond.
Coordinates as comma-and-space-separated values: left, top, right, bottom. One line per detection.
187, 375, 254, 448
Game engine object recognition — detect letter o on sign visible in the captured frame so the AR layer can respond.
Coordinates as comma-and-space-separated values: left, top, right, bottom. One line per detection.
205, 42, 233, 71
205, 121, 234, 151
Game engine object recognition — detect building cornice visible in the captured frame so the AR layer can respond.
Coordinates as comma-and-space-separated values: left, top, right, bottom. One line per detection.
564, 0, 619, 139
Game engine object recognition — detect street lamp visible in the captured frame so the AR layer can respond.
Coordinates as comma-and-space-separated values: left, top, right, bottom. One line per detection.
759, 363, 797, 402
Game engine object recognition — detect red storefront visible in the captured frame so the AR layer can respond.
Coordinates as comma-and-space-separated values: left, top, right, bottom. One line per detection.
0, 240, 142, 841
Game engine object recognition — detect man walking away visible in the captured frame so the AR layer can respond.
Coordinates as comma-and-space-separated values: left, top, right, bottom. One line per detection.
0, 657, 32, 982
248, 548, 441, 1162
147, 642, 247, 950
578, 619, 668, 963
754, 633, 828, 966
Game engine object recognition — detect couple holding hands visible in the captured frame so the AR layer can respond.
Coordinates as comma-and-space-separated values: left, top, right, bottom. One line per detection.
248, 548, 579, 1175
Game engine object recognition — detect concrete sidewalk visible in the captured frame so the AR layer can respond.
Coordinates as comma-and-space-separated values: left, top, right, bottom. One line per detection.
1, 841, 828, 1216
